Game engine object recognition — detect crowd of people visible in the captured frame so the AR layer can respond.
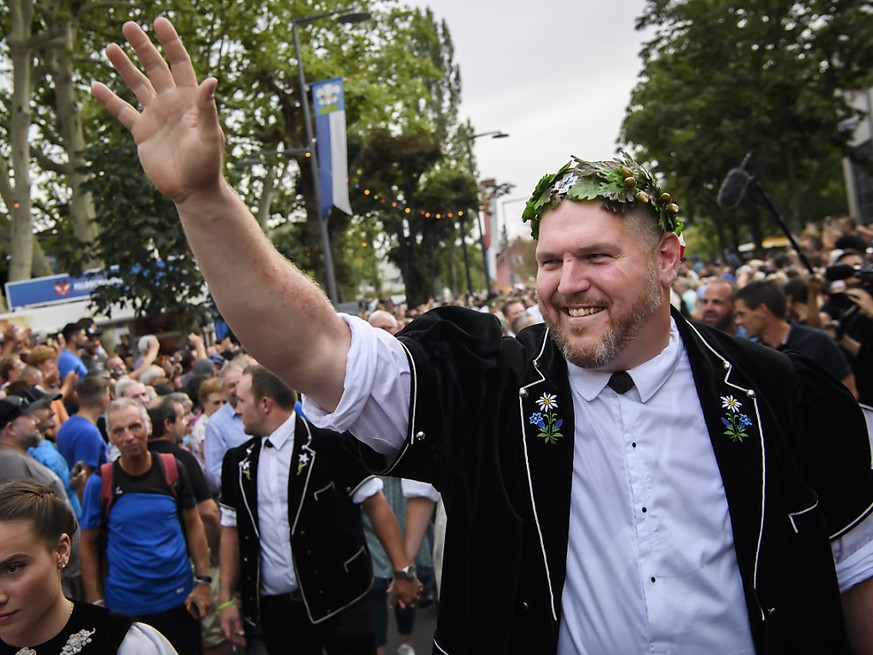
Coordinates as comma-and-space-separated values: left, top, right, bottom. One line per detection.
0, 319, 443, 655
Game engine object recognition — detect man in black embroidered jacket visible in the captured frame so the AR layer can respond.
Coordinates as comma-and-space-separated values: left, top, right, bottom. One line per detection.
217, 365, 419, 655
93, 19, 873, 654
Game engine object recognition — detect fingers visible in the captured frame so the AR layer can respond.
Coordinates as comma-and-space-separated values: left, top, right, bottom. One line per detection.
153, 17, 199, 89
121, 21, 176, 96
105, 41, 157, 109
197, 77, 224, 142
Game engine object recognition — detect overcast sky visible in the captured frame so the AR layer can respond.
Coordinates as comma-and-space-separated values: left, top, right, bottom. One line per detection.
407, 0, 650, 237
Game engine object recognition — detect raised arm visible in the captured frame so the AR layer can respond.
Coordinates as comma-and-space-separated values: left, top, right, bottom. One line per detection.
92, 18, 348, 410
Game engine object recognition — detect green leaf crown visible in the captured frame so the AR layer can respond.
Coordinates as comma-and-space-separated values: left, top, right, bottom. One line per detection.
521, 151, 685, 240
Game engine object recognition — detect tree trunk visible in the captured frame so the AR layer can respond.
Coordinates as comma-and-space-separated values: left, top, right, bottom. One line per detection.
50, 9, 100, 255
8, 0, 35, 281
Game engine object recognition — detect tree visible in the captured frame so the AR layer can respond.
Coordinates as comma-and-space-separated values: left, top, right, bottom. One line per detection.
622, 0, 873, 256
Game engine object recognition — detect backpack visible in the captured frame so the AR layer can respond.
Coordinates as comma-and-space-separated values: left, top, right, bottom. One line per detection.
99, 452, 179, 522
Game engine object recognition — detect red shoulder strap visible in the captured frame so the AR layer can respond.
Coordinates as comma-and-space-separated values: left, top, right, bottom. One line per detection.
159, 452, 179, 498
100, 461, 115, 522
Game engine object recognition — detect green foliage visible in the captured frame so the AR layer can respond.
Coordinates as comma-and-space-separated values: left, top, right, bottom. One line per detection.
73, 131, 212, 327
2, 0, 476, 316
622, 0, 873, 256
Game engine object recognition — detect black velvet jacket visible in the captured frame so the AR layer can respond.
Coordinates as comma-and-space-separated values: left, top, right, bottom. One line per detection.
359, 306, 873, 655
220, 415, 376, 625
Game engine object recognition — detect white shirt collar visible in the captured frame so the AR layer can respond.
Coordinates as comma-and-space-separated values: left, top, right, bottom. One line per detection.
264, 412, 297, 450
566, 318, 685, 403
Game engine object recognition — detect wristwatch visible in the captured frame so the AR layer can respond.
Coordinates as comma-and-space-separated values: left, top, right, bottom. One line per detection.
194, 575, 213, 586
393, 565, 417, 581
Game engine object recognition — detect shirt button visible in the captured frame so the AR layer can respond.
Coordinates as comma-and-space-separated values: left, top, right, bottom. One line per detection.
631, 442, 637, 448
651, 577, 656, 583
641, 507, 647, 513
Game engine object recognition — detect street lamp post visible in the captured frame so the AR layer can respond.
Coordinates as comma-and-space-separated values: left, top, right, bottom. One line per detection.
466, 130, 509, 298
291, 9, 370, 305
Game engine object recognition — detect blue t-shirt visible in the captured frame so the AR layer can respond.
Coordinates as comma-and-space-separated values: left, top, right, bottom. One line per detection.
29, 440, 83, 518
81, 456, 196, 615
58, 348, 89, 379
57, 415, 106, 471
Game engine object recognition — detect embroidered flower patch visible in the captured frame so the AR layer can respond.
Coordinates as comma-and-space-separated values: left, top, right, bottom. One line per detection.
297, 452, 311, 476
720, 395, 752, 443
529, 393, 564, 445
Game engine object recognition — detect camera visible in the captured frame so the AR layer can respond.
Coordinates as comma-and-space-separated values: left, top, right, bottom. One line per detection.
824, 262, 873, 292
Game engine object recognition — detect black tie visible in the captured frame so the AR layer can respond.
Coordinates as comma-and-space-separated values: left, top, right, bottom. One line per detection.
608, 371, 635, 394
264, 439, 274, 448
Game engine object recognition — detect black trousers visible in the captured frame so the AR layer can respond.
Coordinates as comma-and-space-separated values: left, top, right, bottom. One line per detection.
137, 602, 202, 655
260, 591, 376, 655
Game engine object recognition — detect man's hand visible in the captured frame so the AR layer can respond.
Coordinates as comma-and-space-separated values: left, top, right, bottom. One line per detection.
389, 575, 423, 610
60, 371, 79, 399
847, 289, 873, 319
186, 581, 212, 620
219, 602, 247, 647
91, 18, 225, 206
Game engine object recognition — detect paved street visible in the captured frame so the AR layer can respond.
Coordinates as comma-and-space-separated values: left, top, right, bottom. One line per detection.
385, 601, 438, 654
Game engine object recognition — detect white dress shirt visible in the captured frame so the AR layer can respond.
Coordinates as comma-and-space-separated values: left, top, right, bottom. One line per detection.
303, 313, 873, 653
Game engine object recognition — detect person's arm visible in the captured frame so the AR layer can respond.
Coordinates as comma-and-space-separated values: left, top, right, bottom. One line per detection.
92, 18, 349, 411
79, 528, 104, 604
181, 506, 212, 616
218, 525, 246, 648
404, 496, 437, 563
361, 491, 421, 608
197, 498, 221, 563
127, 338, 159, 381
843, 577, 873, 653
188, 333, 208, 360
805, 274, 824, 330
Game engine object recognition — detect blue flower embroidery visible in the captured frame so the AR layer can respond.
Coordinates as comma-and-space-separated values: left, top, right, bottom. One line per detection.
529, 394, 564, 445
720, 396, 752, 443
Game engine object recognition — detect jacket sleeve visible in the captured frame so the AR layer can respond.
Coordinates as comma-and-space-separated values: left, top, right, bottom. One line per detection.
790, 353, 873, 539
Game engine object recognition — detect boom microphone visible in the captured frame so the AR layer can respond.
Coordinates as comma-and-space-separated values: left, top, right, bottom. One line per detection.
716, 153, 753, 209
824, 264, 859, 282
716, 151, 815, 274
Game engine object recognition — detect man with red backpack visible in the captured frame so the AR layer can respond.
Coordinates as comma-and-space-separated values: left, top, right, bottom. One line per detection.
79, 397, 212, 655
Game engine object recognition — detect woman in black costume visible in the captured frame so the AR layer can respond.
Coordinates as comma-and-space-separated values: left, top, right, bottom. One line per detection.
0, 480, 178, 654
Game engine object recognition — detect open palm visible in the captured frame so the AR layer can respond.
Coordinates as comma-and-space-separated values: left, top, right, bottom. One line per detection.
91, 18, 224, 204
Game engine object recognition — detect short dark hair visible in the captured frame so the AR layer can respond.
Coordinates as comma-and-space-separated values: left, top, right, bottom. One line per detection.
783, 277, 808, 304
244, 364, 297, 411
61, 321, 85, 343
148, 397, 179, 438
736, 280, 787, 319
0, 480, 77, 547
77, 374, 110, 407
501, 299, 523, 317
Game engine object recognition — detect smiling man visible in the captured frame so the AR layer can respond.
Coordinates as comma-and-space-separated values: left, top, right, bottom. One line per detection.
93, 18, 873, 655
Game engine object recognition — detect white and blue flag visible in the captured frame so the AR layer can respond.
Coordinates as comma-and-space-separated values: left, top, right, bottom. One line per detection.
312, 77, 352, 219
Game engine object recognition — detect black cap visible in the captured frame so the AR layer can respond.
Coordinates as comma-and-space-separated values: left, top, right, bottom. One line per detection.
6, 384, 61, 413
0, 396, 30, 430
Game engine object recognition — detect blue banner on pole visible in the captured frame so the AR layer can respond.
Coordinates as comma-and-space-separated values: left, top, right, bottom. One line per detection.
312, 77, 352, 220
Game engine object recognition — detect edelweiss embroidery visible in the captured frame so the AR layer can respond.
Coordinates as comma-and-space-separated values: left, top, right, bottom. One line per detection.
529, 393, 564, 445
720, 394, 752, 443
61, 628, 95, 655
297, 452, 311, 475
240, 456, 252, 480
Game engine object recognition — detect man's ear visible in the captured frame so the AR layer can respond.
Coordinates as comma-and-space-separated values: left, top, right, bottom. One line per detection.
658, 233, 682, 287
